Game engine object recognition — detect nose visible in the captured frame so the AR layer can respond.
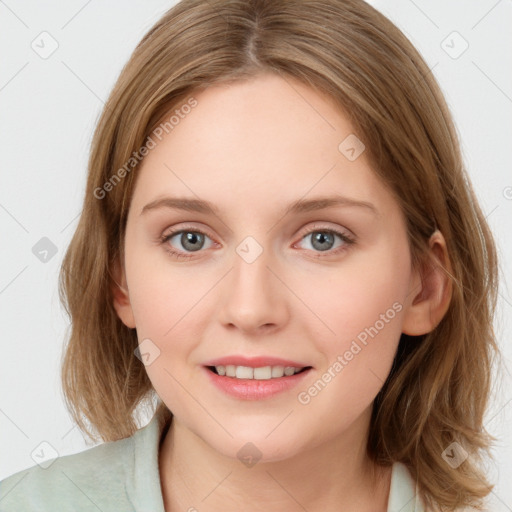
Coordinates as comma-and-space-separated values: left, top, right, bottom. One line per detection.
217, 242, 289, 335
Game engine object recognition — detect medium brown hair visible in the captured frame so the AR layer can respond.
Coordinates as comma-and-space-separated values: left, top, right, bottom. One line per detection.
58, 0, 501, 509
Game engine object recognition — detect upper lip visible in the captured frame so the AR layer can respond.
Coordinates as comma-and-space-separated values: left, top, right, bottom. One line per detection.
203, 355, 312, 368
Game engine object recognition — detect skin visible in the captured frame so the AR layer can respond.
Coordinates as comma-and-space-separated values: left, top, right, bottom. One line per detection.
113, 72, 452, 512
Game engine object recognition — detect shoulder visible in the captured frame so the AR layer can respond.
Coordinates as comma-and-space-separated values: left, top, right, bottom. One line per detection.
388, 462, 425, 512
0, 432, 136, 512
388, 462, 486, 512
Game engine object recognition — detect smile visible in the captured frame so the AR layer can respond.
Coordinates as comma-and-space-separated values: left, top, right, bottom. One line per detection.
208, 365, 310, 380
203, 364, 313, 400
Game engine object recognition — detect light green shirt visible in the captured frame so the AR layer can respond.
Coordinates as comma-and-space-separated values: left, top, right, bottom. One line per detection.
0, 411, 426, 511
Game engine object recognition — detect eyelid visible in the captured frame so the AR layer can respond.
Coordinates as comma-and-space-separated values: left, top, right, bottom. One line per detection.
161, 222, 353, 243
295, 221, 355, 240
292, 223, 356, 257
159, 225, 216, 261
160, 224, 217, 247
161, 222, 216, 240
159, 221, 356, 258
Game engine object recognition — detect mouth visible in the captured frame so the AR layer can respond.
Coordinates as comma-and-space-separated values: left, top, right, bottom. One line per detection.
202, 356, 314, 399
206, 364, 313, 380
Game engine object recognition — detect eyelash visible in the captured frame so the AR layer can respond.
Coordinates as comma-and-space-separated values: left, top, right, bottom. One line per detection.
159, 223, 356, 261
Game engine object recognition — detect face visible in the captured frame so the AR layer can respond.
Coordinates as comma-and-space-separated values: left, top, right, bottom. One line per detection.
114, 72, 420, 462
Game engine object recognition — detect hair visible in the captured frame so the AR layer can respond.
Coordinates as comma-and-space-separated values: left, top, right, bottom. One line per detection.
58, 0, 501, 510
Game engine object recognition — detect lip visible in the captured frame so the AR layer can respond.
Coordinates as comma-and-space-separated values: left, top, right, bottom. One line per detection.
203, 367, 312, 400
202, 357, 313, 400
203, 355, 311, 368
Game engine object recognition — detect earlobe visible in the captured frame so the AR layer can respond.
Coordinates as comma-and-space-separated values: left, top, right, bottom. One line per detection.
111, 258, 137, 329
401, 230, 453, 336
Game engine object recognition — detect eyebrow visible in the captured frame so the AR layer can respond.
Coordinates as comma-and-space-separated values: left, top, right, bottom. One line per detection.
140, 194, 379, 217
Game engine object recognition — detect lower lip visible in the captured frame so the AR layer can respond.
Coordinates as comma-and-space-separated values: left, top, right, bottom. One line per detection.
203, 366, 312, 400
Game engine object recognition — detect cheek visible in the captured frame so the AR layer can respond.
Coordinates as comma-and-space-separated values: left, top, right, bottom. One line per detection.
125, 241, 207, 339
298, 247, 408, 390
124, 251, 212, 397
301, 240, 410, 350
293, 242, 409, 418
128, 274, 203, 416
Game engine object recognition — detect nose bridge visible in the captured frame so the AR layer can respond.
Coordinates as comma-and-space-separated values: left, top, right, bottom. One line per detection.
218, 234, 287, 332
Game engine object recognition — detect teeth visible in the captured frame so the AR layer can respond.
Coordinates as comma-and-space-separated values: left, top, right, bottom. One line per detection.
236, 366, 254, 379
254, 366, 272, 379
214, 365, 305, 379
271, 366, 284, 378
284, 366, 296, 376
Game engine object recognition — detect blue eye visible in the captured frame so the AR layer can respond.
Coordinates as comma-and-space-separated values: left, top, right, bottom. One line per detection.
295, 228, 355, 256
159, 225, 355, 260
160, 229, 214, 259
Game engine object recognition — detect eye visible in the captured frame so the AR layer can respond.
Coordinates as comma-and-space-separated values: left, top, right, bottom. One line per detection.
294, 224, 355, 256
159, 223, 355, 261
160, 227, 215, 260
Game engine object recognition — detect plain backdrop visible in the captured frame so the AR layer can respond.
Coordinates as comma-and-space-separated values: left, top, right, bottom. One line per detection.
1, 0, 511, 509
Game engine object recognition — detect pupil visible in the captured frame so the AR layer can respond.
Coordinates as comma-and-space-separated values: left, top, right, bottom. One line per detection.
182, 232, 204, 251
313, 232, 333, 251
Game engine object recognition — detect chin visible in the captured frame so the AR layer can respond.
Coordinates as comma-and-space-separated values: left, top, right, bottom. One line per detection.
205, 427, 308, 465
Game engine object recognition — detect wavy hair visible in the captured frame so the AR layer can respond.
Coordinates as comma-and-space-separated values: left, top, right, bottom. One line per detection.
58, 1, 501, 510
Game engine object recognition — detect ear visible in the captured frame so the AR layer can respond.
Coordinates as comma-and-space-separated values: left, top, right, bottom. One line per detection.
402, 230, 453, 336
111, 257, 136, 329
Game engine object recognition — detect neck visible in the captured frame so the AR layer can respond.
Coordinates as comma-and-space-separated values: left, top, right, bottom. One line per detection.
158, 407, 392, 512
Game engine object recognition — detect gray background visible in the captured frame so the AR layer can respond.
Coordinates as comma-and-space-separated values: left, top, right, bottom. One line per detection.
1, 0, 511, 509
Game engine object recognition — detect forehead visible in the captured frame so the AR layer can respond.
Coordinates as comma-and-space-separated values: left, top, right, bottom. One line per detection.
128, 73, 394, 220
